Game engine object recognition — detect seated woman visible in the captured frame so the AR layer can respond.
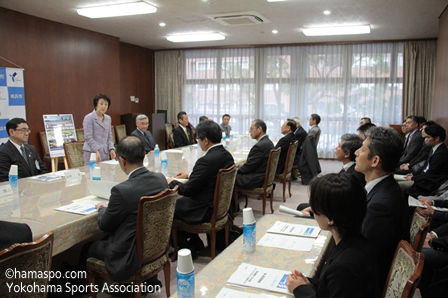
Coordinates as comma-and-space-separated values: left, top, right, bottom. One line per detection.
286, 173, 378, 298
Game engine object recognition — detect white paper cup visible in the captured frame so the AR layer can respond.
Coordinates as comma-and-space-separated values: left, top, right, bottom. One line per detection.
9, 165, 18, 175
90, 153, 96, 161
92, 166, 101, 178
177, 248, 194, 274
243, 207, 255, 225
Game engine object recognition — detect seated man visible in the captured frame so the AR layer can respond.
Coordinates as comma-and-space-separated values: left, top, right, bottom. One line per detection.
0, 220, 32, 250
0, 118, 47, 182
335, 134, 365, 186
173, 111, 195, 148
220, 114, 232, 138
130, 114, 155, 153
275, 119, 297, 175
308, 113, 321, 147
292, 117, 308, 180
168, 120, 234, 254
420, 198, 448, 229
357, 122, 376, 140
235, 119, 274, 188
199, 116, 208, 123
355, 127, 410, 290
89, 136, 168, 281
360, 117, 371, 126
399, 115, 424, 165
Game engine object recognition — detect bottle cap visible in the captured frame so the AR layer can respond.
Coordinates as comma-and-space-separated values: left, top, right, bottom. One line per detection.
90, 153, 96, 161
92, 166, 101, 178
177, 248, 194, 274
243, 207, 256, 224
9, 165, 18, 175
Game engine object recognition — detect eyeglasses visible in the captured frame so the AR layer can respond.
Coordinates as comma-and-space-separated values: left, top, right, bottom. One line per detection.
15, 128, 31, 133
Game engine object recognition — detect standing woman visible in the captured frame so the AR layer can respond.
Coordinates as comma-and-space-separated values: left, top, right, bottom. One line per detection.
286, 173, 378, 298
83, 94, 116, 165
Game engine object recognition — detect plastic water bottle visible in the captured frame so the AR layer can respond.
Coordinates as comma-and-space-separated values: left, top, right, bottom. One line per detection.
92, 167, 101, 181
89, 153, 96, 175
222, 131, 227, 148
161, 152, 168, 174
177, 249, 195, 298
229, 131, 234, 141
8, 165, 18, 193
154, 144, 161, 168
243, 208, 256, 253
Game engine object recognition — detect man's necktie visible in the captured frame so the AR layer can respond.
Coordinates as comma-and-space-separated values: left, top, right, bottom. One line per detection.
185, 129, 190, 142
21, 146, 28, 164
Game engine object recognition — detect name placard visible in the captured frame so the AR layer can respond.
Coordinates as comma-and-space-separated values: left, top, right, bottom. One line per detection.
0, 184, 13, 198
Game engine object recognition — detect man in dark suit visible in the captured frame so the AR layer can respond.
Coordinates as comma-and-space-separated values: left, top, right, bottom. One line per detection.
130, 114, 155, 153
399, 115, 424, 165
335, 133, 365, 186
235, 119, 274, 188
168, 120, 234, 254
0, 118, 47, 182
275, 119, 297, 174
0, 220, 32, 250
173, 111, 195, 148
355, 126, 410, 290
89, 136, 168, 281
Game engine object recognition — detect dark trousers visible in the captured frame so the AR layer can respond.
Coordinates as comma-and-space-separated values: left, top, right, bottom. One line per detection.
419, 248, 448, 298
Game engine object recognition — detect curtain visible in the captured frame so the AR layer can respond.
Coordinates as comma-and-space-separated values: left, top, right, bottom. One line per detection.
403, 40, 437, 119
154, 50, 183, 123
182, 43, 403, 158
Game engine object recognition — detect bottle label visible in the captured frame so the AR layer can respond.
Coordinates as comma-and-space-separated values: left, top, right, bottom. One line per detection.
89, 161, 96, 174
92, 177, 101, 181
243, 223, 256, 252
177, 270, 194, 298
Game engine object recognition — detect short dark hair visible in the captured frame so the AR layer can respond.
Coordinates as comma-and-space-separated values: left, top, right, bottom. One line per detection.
425, 124, 446, 142
406, 115, 420, 126
418, 116, 427, 126
311, 114, 321, 125
361, 117, 371, 123
195, 120, 222, 143
357, 122, 376, 134
365, 127, 403, 173
253, 119, 267, 133
116, 136, 145, 165
340, 134, 362, 162
286, 119, 297, 132
222, 114, 230, 119
199, 116, 208, 123
309, 173, 367, 238
422, 120, 436, 128
6, 118, 27, 136
177, 111, 187, 123
93, 94, 111, 109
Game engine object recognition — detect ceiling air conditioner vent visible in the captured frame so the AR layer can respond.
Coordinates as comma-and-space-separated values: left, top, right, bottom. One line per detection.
207, 11, 271, 26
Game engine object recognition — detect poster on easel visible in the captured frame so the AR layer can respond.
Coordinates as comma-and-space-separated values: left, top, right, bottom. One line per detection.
43, 114, 77, 157
0, 67, 26, 145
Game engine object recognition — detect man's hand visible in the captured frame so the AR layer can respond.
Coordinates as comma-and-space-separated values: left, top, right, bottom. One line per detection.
404, 173, 413, 181
400, 163, 410, 170
422, 205, 435, 215
174, 171, 188, 179
419, 199, 433, 207
95, 202, 108, 210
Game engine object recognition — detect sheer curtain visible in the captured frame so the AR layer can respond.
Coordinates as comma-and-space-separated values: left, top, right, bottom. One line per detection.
182, 43, 403, 158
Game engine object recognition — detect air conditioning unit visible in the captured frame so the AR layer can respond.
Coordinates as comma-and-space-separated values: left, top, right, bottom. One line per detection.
207, 11, 271, 26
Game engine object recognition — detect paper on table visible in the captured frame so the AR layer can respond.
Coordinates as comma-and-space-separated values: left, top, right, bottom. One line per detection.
28, 174, 62, 182
408, 196, 427, 208
55, 200, 102, 215
226, 263, 292, 295
101, 160, 119, 165
257, 233, 315, 251
216, 288, 269, 298
394, 174, 407, 181
87, 180, 118, 199
267, 221, 320, 238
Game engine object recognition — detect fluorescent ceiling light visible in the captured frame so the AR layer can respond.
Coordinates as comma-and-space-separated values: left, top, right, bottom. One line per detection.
267, 0, 288, 2
77, 2, 157, 18
166, 33, 225, 43
303, 25, 370, 36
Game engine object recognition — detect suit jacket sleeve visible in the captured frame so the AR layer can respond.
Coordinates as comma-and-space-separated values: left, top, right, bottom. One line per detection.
174, 157, 210, 198
424, 150, 448, 176
33, 146, 48, 174
238, 144, 263, 174
362, 200, 395, 254
173, 128, 184, 148
400, 133, 423, 164
83, 113, 100, 152
97, 186, 127, 233
0, 148, 11, 182
274, 136, 289, 151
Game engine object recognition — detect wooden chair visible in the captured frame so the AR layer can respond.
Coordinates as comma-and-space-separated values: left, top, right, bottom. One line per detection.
86, 187, 178, 298
64, 142, 85, 168
0, 233, 54, 298
233, 148, 281, 215
409, 207, 432, 252
114, 124, 127, 144
274, 141, 299, 202
165, 123, 175, 149
75, 128, 85, 142
172, 165, 237, 260
110, 126, 116, 146
382, 240, 424, 298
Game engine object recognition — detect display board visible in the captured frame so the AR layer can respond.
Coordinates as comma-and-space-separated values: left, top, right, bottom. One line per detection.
43, 114, 77, 157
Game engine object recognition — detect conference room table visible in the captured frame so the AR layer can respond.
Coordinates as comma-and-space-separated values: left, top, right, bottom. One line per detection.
171, 214, 333, 297
0, 141, 252, 256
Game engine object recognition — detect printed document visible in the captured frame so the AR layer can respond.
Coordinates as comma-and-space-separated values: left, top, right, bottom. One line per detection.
257, 233, 315, 251
267, 221, 320, 238
55, 199, 104, 215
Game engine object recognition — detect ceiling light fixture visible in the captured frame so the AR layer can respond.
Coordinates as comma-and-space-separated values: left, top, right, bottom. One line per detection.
272, 30, 278, 34
303, 25, 371, 36
166, 33, 225, 42
159, 22, 166, 27
267, 0, 288, 2
77, 1, 157, 18
323, 10, 331, 15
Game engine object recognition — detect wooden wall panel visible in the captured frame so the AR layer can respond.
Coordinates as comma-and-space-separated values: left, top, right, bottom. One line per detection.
433, 6, 448, 139
0, 8, 155, 157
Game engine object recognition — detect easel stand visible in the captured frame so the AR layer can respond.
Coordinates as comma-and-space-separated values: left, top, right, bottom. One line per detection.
51, 156, 68, 172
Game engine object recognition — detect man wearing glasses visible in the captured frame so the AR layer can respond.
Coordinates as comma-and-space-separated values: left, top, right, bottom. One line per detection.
0, 118, 47, 182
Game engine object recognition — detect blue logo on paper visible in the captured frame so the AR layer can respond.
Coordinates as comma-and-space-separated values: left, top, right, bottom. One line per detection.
9, 72, 17, 82
304, 227, 314, 236
277, 274, 288, 289
8, 87, 25, 106
0, 68, 6, 86
0, 119, 9, 139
